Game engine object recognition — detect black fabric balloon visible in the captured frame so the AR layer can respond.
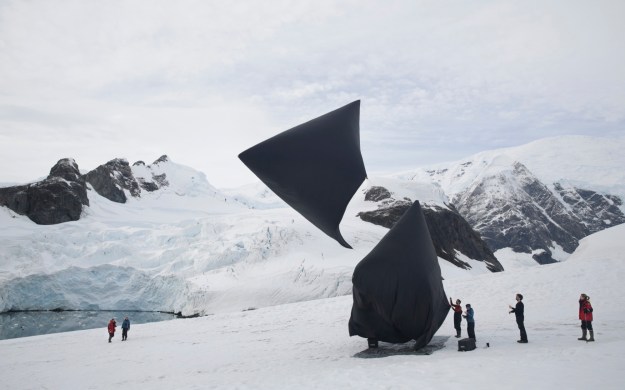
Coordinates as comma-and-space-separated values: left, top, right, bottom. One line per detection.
348, 201, 449, 348
238, 100, 367, 248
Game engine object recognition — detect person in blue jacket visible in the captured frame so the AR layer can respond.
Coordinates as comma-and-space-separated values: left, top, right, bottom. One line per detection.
121, 316, 130, 341
463, 304, 475, 340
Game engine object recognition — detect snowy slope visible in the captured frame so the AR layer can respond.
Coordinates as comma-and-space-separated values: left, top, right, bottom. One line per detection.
0, 170, 408, 315
1, 176, 481, 315
2, 148, 489, 316
1, 224, 623, 390
399, 135, 625, 201
2, 136, 622, 315
396, 135, 625, 263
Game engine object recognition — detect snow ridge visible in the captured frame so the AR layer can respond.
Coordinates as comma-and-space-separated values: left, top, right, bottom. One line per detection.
1, 135, 623, 316
397, 136, 625, 263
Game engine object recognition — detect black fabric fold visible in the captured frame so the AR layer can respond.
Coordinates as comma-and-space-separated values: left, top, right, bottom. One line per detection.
239, 100, 367, 248
348, 201, 449, 349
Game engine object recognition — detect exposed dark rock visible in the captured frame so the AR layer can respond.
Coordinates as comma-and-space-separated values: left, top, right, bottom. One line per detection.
137, 179, 159, 192
364, 186, 391, 202
1, 155, 174, 224
153, 155, 169, 164
358, 199, 412, 229
423, 205, 503, 272
453, 162, 625, 263
152, 173, 169, 188
0, 158, 88, 224
358, 187, 503, 272
84, 158, 140, 203
554, 183, 625, 233
532, 250, 558, 265
49, 158, 83, 182
175, 311, 200, 318
130, 156, 170, 192
460, 164, 583, 256
133, 166, 169, 192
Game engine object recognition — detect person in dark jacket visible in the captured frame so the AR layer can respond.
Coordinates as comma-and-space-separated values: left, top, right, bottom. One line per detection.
107, 318, 116, 343
121, 316, 130, 341
578, 294, 595, 342
509, 293, 528, 343
449, 297, 463, 338
463, 303, 475, 340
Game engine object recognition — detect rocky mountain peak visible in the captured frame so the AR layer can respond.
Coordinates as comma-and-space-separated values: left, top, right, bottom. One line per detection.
153, 155, 169, 164
0, 159, 88, 224
84, 158, 141, 203
554, 183, 625, 234
0, 154, 181, 224
453, 161, 625, 264
364, 186, 392, 202
357, 185, 503, 272
48, 158, 82, 182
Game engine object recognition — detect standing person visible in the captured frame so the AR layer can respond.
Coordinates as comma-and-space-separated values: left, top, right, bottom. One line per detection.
578, 294, 595, 342
449, 297, 463, 338
107, 318, 117, 343
463, 304, 475, 340
121, 316, 130, 341
509, 293, 528, 343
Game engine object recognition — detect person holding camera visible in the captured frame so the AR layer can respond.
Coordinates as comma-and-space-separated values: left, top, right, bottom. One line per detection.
463, 303, 475, 340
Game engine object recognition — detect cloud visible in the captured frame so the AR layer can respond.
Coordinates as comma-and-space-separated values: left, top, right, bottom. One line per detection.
1, 0, 624, 187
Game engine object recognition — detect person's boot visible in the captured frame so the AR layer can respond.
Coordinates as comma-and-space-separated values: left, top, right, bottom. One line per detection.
455, 330, 461, 338
578, 329, 587, 341
587, 331, 595, 342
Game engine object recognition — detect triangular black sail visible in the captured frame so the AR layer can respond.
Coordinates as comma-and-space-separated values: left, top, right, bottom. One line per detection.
348, 201, 449, 349
238, 101, 367, 248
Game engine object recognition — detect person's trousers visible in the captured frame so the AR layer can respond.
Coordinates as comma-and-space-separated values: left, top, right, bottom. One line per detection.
517, 318, 527, 341
454, 314, 462, 335
581, 320, 593, 331
467, 322, 475, 339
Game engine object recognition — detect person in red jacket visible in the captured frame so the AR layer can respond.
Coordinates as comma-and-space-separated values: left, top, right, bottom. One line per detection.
449, 297, 463, 338
108, 318, 117, 343
578, 294, 594, 342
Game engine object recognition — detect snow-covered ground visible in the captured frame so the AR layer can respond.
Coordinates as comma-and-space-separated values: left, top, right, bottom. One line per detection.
0, 181, 385, 314
2, 135, 624, 388
2, 224, 623, 390
0, 161, 487, 316
3, 135, 623, 317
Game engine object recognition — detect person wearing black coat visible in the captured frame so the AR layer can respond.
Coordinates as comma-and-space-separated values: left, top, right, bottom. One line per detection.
509, 293, 528, 343
121, 317, 130, 341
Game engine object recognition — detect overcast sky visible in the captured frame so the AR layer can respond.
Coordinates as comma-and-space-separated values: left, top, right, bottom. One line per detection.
1, 0, 624, 188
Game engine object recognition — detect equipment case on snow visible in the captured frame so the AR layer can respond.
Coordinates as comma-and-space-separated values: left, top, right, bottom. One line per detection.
458, 338, 476, 352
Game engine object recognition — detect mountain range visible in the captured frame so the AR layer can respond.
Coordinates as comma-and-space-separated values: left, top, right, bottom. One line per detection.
0, 135, 623, 315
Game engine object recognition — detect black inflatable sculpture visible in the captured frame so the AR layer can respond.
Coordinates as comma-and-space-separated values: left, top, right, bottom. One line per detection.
348, 201, 449, 349
238, 100, 367, 248
239, 101, 447, 351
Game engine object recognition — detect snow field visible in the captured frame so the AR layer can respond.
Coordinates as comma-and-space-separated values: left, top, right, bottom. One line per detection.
2, 225, 624, 389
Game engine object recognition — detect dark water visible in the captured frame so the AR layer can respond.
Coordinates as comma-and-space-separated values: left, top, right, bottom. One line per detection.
0, 310, 176, 340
